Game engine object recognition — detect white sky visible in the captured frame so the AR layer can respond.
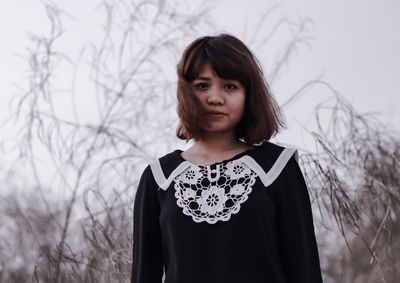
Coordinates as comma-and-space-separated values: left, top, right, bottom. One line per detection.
210, 0, 400, 147
0, 0, 399, 154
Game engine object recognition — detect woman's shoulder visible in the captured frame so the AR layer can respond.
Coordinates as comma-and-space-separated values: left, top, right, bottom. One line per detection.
257, 140, 284, 153
137, 149, 183, 191
251, 140, 298, 163
238, 140, 298, 187
152, 148, 183, 173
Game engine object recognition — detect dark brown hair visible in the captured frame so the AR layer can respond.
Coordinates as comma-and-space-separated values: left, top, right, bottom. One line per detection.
176, 33, 285, 145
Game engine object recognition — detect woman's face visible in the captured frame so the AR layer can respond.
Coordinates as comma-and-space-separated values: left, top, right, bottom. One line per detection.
191, 63, 246, 135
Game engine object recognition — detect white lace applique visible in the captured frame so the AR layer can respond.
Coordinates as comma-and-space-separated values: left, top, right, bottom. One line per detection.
173, 159, 257, 224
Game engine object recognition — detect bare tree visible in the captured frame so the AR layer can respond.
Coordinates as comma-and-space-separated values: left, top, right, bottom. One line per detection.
301, 92, 400, 283
2, 0, 214, 281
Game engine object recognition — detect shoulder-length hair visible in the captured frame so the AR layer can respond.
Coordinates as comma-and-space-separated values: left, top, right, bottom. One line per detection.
176, 33, 285, 145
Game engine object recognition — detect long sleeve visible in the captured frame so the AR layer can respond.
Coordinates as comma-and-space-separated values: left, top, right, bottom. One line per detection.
275, 156, 323, 283
131, 165, 164, 283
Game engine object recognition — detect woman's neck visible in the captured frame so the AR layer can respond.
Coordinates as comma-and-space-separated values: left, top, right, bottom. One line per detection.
182, 132, 253, 165
193, 139, 243, 156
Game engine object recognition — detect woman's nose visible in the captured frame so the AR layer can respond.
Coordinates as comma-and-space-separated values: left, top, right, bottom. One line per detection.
206, 87, 224, 105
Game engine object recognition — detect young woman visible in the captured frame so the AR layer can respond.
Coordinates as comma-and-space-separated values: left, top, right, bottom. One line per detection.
131, 34, 323, 283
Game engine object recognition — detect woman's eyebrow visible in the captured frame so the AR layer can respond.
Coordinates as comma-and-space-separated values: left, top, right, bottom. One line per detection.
194, 76, 211, 81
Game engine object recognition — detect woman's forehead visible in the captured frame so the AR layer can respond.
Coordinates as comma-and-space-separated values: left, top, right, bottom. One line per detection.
196, 63, 217, 78
193, 61, 244, 82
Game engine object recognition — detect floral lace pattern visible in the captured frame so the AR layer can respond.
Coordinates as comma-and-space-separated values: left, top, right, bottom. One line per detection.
174, 159, 257, 224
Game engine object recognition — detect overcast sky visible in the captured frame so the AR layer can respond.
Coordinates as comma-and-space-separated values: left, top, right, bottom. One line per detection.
211, 0, 400, 146
1, 0, 399, 154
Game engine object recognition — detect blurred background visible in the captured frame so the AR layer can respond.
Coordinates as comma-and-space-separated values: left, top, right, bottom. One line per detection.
0, 0, 399, 282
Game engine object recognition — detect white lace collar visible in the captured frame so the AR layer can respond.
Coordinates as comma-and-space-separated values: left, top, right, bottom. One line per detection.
149, 146, 298, 224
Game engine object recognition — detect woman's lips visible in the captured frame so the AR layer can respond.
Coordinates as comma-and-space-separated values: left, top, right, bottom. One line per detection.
206, 113, 226, 120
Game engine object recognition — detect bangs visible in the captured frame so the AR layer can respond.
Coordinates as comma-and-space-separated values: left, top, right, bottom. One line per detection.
180, 37, 251, 86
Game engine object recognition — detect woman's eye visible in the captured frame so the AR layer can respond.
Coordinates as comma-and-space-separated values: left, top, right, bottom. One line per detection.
225, 83, 237, 91
194, 82, 208, 91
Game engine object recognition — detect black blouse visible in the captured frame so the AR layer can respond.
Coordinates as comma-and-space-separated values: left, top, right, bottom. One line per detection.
131, 141, 323, 283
